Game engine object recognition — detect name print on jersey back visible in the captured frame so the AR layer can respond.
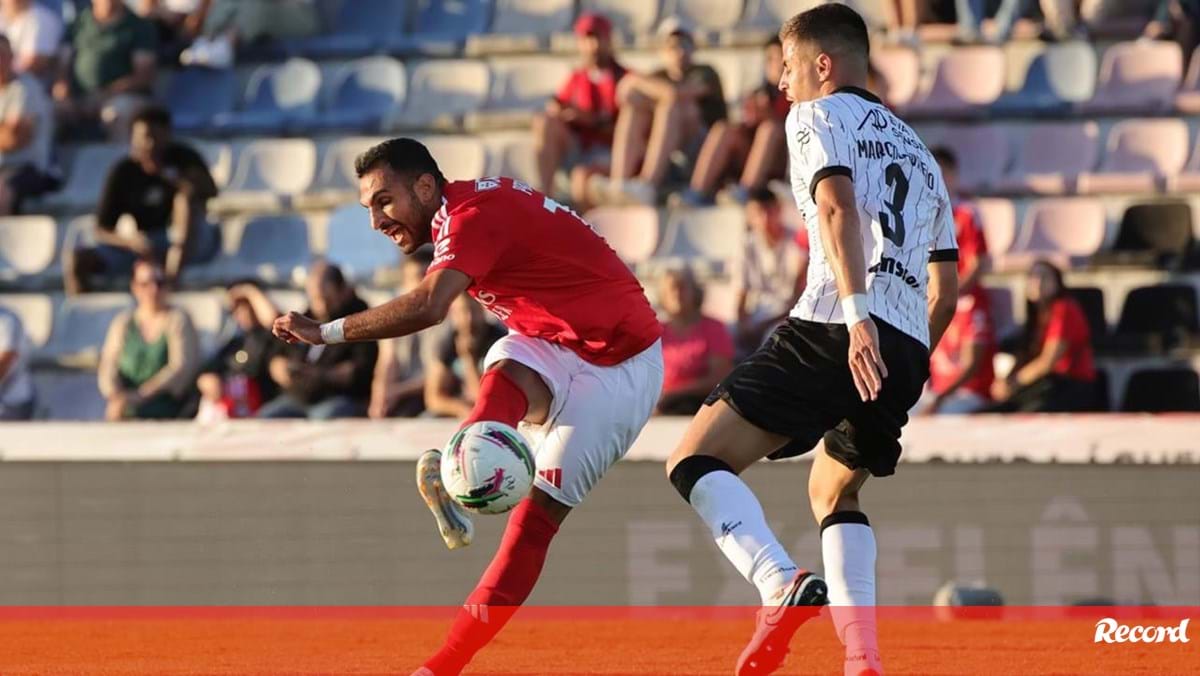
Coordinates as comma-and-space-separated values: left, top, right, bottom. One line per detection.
786, 88, 958, 347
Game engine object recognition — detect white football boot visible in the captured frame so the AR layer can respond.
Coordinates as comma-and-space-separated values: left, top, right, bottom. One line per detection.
416, 449, 474, 550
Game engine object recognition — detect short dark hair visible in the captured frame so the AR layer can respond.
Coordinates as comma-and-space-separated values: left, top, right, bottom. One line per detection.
354, 137, 446, 187
931, 145, 958, 169
779, 4, 870, 64
747, 187, 778, 206
131, 105, 172, 130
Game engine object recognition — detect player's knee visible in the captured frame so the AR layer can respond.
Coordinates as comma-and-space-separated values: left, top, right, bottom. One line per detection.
667, 454, 735, 504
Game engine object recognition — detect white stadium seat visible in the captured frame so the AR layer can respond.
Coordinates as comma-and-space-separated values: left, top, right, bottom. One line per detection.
0, 293, 53, 347
0, 216, 57, 284
416, 135, 487, 182
656, 205, 745, 274
395, 60, 490, 129
171, 292, 226, 358
214, 139, 318, 212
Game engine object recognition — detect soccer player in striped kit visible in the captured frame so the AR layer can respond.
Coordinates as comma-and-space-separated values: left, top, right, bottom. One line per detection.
665, 6, 960, 675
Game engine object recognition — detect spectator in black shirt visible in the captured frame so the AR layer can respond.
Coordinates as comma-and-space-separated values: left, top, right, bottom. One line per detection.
195, 281, 280, 421
258, 260, 378, 419
66, 105, 218, 294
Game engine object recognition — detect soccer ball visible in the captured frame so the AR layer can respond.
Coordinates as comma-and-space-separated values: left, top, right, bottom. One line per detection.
441, 421, 535, 515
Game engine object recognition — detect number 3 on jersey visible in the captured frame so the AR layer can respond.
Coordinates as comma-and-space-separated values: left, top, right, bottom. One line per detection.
879, 162, 909, 246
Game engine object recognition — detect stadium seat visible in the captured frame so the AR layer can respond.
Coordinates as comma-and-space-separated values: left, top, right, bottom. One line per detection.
218, 214, 312, 285
935, 125, 1010, 194
993, 41, 1097, 114
1082, 41, 1182, 115
0, 216, 57, 286
1114, 284, 1200, 353
701, 49, 751, 105
299, 136, 385, 209
655, 205, 745, 274
481, 132, 538, 186
41, 293, 129, 368
214, 58, 322, 135
973, 198, 1016, 258
41, 144, 125, 211
474, 57, 572, 128
662, 0, 745, 41
739, 0, 822, 32
215, 139, 318, 212
395, 60, 490, 130
164, 67, 239, 134
293, 0, 407, 58
416, 135, 487, 181
32, 369, 106, 421
907, 46, 1006, 118
389, 0, 490, 56
1165, 132, 1200, 193
468, 0, 575, 55
1174, 46, 1200, 113
0, 293, 52, 347
1120, 367, 1200, 412
321, 205, 403, 283
184, 139, 233, 190
1066, 286, 1108, 343
993, 121, 1099, 195
315, 57, 406, 132
1094, 202, 1194, 269
839, 0, 893, 33
1006, 198, 1106, 269
872, 45, 920, 110
581, 0, 664, 42
1076, 119, 1189, 194
172, 292, 225, 358
583, 206, 660, 265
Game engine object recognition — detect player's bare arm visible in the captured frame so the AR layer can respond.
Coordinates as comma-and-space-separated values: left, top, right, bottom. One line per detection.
272, 268, 471, 346
813, 174, 887, 401
926, 260, 958, 352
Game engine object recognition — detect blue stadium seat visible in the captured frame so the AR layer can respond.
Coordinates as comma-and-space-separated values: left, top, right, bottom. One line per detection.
41, 293, 129, 368
221, 214, 312, 286
993, 41, 1097, 115
389, 0, 490, 56
315, 57, 406, 132
299, 136, 386, 209
41, 144, 126, 212
32, 369, 106, 421
165, 67, 238, 134
468, 0, 575, 54
321, 205, 402, 283
214, 58, 322, 135
294, 0, 408, 58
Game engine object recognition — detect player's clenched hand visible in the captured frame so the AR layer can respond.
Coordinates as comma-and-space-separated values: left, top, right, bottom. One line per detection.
272, 311, 323, 345
848, 318, 888, 402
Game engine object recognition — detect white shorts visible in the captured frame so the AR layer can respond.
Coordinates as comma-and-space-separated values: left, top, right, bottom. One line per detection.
482, 333, 664, 508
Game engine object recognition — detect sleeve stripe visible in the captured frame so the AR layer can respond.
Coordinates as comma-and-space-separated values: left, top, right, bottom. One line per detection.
809, 165, 852, 201
929, 249, 959, 262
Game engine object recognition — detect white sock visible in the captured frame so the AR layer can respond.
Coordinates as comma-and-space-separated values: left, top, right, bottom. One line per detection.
822, 517, 879, 658
689, 470, 798, 604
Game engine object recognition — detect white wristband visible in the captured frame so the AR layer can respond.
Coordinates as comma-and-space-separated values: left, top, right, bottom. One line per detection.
319, 318, 346, 345
841, 294, 870, 326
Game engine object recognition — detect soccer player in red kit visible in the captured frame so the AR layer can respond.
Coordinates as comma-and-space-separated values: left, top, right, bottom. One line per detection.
272, 138, 664, 675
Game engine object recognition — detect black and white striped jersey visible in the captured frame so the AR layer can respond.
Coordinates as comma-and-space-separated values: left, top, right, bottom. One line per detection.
785, 86, 958, 348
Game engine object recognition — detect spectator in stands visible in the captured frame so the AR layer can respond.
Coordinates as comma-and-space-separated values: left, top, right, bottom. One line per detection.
54, 0, 158, 138
424, 293, 506, 419
195, 281, 280, 422
656, 266, 734, 415
98, 257, 199, 421
593, 18, 725, 208
532, 12, 625, 200
734, 188, 806, 354
369, 250, 443, 419
924, 147, 995, 414
991, 260, 1096, 412
0, 0, 63, 78
0, 35, 57, 216
135, 0, 207, 64
259, 260, 377, 419
0, 303, 33, 420
67, 106, 218, 294
1145, 0, 1200, 58
676, 37, 789, 207
180, 0, 318, 68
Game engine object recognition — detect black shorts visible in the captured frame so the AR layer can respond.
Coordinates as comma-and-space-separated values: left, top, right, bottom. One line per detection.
704, 317, 929, 477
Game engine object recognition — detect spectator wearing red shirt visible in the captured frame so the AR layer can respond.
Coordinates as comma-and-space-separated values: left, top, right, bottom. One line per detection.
657, 266, 734, 415
992, 260, 1097, 412
531, 12, 625, 198
677, 37, 790, 206
926, 147, 995, 414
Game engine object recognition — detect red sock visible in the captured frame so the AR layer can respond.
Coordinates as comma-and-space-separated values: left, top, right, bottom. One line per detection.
423, 499, 559, 675
460, 369, 528, 429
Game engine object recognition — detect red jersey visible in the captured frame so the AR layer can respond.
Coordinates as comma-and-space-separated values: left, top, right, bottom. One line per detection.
1040, 297, 1096, 382
930, 288, 996, 400
554, 62, 626, 149
427, 178, 661, 366
953, 202, 987, 285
